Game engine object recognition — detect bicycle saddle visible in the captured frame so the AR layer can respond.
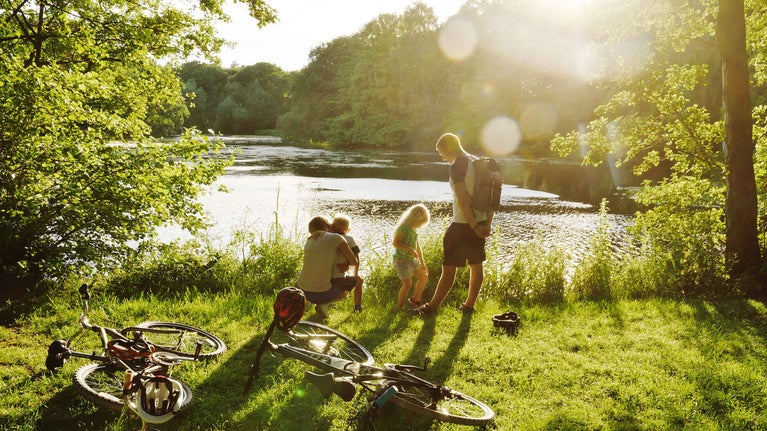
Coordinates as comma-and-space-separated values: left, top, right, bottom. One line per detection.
107, 338, 155, 360
305, 371, 356, 402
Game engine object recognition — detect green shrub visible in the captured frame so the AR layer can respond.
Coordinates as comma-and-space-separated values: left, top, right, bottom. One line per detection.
570, 200, 616, 300
489, 235, 567, 303
631, 177, 728, 294
611, 242, 681, 299
225, 222, 302, 296
106, 239, 225, 297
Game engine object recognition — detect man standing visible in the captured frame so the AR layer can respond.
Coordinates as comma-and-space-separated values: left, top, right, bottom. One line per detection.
411, 133, 493, 316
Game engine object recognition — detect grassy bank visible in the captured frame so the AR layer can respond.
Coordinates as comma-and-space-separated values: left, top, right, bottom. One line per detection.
2, 209, 765, 430
2, 286, 767, 431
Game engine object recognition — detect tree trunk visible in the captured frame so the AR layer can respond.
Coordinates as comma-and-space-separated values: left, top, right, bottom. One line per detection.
717, 0, 761, 280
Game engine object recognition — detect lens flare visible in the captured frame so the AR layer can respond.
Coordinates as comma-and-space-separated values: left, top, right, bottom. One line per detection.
438, 16, 477, 62
480, 116, 522, 156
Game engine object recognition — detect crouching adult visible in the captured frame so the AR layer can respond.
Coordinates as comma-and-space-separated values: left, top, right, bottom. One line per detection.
297, 216, 363, 318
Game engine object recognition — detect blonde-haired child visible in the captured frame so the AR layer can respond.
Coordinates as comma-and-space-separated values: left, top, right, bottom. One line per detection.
392, 204, 430, 308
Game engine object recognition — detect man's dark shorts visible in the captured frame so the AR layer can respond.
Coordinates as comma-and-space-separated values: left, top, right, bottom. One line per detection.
442, 222, 486, 267
303, 276, 357, 304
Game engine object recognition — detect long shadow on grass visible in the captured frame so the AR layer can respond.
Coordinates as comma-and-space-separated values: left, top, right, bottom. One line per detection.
194, 320, 381, 431
331, 309, 414, 361
687, 298, 767, 429
35, 383, 125, 431
373, 313, 475, 430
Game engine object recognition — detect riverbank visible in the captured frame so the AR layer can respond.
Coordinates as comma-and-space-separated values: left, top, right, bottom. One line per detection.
157, 138, 635, 273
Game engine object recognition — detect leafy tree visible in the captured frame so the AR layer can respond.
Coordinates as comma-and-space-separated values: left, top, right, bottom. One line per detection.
0, 0, 276, 295
215, 63, 290, 133
178, 62, 231, 132
551, 0, 764, 291
277, 35, 365, 143
276, 1, 605, 153
718, 0, 760, 279
278, 3, 460, 150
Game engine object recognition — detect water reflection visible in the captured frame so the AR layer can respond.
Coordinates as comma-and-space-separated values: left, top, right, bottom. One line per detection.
162, 139, 634, 270
218, 137, 637, 211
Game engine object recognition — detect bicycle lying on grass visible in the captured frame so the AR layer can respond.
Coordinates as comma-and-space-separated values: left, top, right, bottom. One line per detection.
46, 284, 226, 425
245, 287, 495, 428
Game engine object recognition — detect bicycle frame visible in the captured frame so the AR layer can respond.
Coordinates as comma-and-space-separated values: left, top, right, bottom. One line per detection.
55, 284, 181, 367
47, 283, 226, 420
245, 318, 495, 427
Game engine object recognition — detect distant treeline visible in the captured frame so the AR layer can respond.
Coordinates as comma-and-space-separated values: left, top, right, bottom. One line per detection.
173, 3, 614, 155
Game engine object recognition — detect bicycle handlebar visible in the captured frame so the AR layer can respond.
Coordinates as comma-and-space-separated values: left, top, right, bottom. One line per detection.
79, 283, 91, 300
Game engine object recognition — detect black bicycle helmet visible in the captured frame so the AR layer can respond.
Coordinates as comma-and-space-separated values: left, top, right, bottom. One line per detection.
273, 287, 306, 331
492, 311, 520, 334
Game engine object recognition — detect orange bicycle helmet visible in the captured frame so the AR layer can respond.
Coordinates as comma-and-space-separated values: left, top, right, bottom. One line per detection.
273, 287, 306, 331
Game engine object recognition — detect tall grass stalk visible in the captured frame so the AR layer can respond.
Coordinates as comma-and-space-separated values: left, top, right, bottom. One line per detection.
570, 199, 615, 300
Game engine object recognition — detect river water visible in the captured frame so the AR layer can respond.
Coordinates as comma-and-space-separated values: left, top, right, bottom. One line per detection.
161, 136, 633, 268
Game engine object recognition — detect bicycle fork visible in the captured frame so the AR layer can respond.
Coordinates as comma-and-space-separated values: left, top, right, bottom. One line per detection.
244, 321, 277, 394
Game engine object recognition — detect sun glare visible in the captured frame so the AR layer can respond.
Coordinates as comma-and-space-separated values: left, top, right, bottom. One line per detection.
480, 116, 522, 156
438, 15, 478, 62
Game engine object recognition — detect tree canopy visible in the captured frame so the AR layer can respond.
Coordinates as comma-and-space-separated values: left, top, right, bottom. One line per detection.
551, 0, 764, 289
0, 0, 276, 293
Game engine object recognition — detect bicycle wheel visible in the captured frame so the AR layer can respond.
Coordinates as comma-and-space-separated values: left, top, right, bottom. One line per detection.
271, 321, 374, 367
72, 363, 125, 411
386, 376, 495, 426
73, 363, 193, 413
127, 322, 226, 360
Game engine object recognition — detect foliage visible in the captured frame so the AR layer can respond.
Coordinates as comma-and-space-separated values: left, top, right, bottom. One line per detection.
227, 223, 303, 296
177, 62, 232, 132
105, 240, 225, 298
633, 177, 728, 289
486, 235, 568, 304
0, 60, 229, 288
549, 0, 765, 292
273, 2, 606, 153
178, 62, 292, 135
752, 105, 767, 255
0, 0, 277, 292
102, 218, 303, 299
215, 63, 291, 134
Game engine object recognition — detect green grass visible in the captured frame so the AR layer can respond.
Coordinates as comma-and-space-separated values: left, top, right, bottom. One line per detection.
3, 287, 767, 431
2, 208, 765, 431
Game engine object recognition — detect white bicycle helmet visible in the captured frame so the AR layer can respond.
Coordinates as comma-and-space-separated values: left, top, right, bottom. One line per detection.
126, 375, 187, 424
